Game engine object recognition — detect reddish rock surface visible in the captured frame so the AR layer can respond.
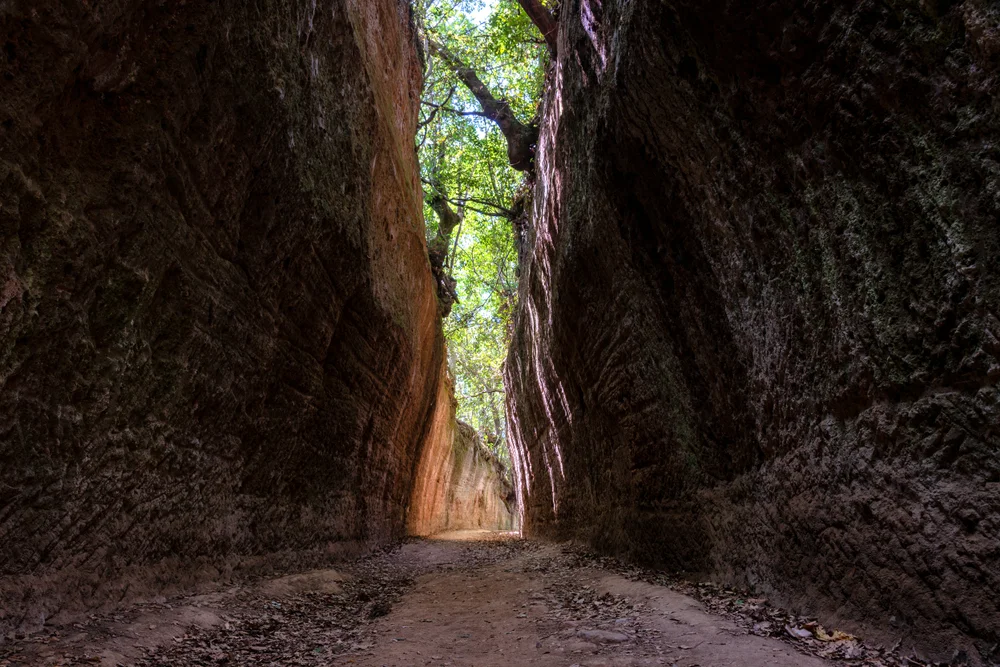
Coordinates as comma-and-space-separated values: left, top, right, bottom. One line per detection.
408, 368, 515, 536
0, 0, 444, 632
507, 0, 999, 662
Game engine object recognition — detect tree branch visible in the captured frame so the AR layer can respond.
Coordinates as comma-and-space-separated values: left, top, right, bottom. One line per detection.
515, 0, 558, 55
462, 388, 505, 399
421, 100, 489, 118
417, 85, 458, 130
420, 178, 514, 217
428, 39, 538, 171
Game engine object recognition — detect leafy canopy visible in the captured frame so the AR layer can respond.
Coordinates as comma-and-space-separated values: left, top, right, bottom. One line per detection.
414, 0, 548, 466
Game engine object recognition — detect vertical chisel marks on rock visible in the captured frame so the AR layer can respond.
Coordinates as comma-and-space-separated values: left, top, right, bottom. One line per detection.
507, 0, 1000, 662
0, 0, 446, 633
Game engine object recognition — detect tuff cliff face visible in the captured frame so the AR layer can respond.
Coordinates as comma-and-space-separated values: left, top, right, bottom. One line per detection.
408, 367, 515, 536
0, 0, 442, 630
507, 0, 999, 661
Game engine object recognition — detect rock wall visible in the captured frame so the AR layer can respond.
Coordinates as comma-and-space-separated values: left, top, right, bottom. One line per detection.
409, 367, 515, 536
506, 0, 999, 661
0, 0, 444, 631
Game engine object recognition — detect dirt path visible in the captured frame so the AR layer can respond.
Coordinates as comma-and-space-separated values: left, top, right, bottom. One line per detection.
1, 532, 905, 666
344, 531, 828, 667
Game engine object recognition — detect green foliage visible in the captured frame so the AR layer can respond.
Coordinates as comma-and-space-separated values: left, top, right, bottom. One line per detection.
414, 0, 547, 467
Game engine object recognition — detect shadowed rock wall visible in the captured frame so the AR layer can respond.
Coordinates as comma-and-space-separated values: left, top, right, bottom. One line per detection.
506, 0, 999, 661
0, 0, 444, 630
409, 367, 515, 536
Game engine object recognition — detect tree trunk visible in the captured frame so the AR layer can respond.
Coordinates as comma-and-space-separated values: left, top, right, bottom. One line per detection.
489, 391, 503, 444
424, 188, 461, 316
427, 192, 461, 258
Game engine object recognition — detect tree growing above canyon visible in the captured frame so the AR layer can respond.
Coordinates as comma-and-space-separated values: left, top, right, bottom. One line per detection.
415, 0, 551, 465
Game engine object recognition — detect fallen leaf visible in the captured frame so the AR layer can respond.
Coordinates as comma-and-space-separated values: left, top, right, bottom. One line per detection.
814, 626, 854, 642
785, 625, 813, 640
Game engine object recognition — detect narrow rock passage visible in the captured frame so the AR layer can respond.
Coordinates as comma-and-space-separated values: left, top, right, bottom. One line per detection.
3, 532, 913, 666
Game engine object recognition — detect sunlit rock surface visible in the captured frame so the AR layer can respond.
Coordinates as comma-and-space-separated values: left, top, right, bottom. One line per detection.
0, 0, 445, 631
409, 368, 515, 536
507, 0, 999, 661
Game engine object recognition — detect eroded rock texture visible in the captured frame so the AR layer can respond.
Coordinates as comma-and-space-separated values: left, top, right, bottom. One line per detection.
507, 0, 999, 661
0, 0, 443, 630
409, 368, 515, 536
